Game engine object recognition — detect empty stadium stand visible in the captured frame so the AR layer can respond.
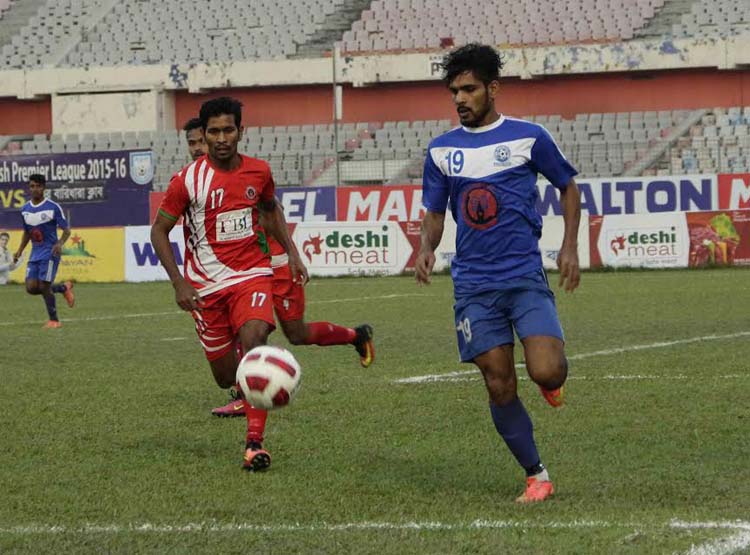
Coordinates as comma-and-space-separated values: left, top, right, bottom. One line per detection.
339, 0, 667, 53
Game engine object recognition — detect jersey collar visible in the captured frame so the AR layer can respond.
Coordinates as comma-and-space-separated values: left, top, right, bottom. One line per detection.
29, 198, 47, 208
461, 114, 506, 134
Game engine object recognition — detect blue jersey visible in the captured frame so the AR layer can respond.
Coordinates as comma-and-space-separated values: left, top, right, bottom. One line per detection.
422, 116, 577, 297
20, 199, 69, 262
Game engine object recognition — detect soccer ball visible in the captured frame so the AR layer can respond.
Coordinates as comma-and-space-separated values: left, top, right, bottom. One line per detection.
236, 346, 302, 410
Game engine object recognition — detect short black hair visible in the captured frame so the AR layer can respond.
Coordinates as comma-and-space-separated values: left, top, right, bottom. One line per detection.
199, 97, 243, 129
183, 117, 203, 134
29, 173, 46, 186
441, 43, 505, 86
0, 231, 9, 240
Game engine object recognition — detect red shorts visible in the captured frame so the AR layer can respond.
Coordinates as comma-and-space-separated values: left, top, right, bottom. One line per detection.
272, 264, 305, 322
192, 277, 275, 361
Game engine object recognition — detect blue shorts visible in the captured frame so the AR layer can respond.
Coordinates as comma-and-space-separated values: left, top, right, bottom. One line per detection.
454, 269, 564, 362
26, 258, 60, 283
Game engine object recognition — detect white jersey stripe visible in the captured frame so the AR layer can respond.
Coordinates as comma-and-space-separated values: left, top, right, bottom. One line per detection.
430, 137, 536, 180
197, 269, 273, 297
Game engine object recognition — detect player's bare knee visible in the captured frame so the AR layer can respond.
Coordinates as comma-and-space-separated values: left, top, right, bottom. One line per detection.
283, 328, 307, 345
529, 358, 567, 390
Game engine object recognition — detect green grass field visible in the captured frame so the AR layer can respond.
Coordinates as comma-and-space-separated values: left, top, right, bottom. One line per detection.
1, 269, 749, 554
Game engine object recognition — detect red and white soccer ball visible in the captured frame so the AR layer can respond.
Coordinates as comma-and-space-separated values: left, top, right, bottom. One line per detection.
236, 346, 302, 410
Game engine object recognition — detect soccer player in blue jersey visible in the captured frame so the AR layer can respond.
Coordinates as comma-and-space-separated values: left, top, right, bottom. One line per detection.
415, 44, 581, 503
13, 174, 75, 328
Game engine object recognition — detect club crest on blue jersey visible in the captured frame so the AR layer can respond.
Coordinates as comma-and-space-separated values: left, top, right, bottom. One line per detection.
462, 183, 498, 230
129, 151, 154, 185
494, 144, 511, 166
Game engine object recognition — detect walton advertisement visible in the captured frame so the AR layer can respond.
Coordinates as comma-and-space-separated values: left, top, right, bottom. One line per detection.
0, 150, 153, 229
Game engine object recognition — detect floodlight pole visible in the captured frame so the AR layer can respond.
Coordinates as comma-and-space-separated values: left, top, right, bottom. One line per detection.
332, 45, 341, 188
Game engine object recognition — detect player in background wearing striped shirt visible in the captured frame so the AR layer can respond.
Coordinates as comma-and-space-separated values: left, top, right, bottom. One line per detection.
151, 97, 307, 471
13, 174, 75, 328
179, 116, 375, 419
416, 45, 581, 502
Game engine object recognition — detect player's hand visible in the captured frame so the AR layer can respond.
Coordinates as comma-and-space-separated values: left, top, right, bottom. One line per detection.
288, 252, 309, 286
557, 244, 580, 292
173, 278, 205, 311
51, 242, 62, 257
12, 251, 21, 264
415, 250, 436, 285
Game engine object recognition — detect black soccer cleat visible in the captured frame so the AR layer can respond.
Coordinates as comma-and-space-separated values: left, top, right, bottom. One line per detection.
353, 324, 375, 368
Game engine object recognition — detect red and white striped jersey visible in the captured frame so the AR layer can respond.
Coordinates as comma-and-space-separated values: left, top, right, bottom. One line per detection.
159, 154, 274, 297
267, 235, 289, 268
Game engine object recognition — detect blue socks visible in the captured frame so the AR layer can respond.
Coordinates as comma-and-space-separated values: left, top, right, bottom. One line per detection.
43, 292, 58, 321
490, 397, 543, 476
51, 283, 67, 294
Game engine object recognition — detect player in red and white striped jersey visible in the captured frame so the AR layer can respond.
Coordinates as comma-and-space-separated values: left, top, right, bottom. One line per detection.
151, 97, 308, 471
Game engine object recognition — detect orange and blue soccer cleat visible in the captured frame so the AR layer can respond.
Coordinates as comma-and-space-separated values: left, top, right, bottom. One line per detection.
243, 442, 271, 472
353, 324, 375, 368
539, 385, 564, 408
63, 281, 75, 308
211, 388, 245, 417
43, 320, 62, 329
515, 476, 555, 503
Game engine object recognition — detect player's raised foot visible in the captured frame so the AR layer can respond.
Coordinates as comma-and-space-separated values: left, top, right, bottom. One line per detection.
243, 442, 271, 472
539, 385, 564, 408
42, 320, 62, 329
211, 388, 245, 417
515, 476, 555, 503
353, 324, 374, 368
63, 281, 75, 308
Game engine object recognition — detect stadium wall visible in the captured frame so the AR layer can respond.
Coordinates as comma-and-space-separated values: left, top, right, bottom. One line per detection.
177, 68, 750, 127
1, 35, 749, 134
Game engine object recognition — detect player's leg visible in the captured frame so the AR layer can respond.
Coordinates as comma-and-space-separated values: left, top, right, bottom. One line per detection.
512, 270, 568, 408
230, 278, 276, 471
50, 280, 75, 308
457, 291, 553, 503
38, 259, 62, 328
522, 336, 567, 407
274, 268, 374, 366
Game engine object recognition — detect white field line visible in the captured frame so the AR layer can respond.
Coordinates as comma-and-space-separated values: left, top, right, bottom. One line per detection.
0, 293, 432, 327
0, 519, 748, 536
681, 532, 750, 555
395, 331, 750, 384
672, 520, 750, 555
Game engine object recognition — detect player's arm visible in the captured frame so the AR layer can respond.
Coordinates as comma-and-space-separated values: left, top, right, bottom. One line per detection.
558, 180, 581, 292
258, 197, 309, 285
151, 212, 203, 312
531, 127, 581, 292
416, 210, 445, 285
13, 230, 30, 263
152, 174, 204, 311
416, 145, 450, 285
52, 227, 70, 257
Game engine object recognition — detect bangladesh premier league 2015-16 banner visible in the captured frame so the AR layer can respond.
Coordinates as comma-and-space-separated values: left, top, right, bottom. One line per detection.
0, 150, 154, 229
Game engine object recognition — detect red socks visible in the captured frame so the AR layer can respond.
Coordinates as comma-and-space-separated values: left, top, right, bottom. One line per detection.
244, 403, 268, 444
304, 322, 356, 346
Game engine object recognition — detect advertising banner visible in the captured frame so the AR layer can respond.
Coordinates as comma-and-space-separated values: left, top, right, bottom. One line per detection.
686, 210, 750, 266
5, 227, 125, 282
591, 213, 690, 268
539, 214, 591, 270
149, 186, 336, 224
537, 174, 717, 216
292, 221, 413, 276
717, 174, 750, 210
0, 150, 153, 228
125, 225, 186, 282
337, 185, 425, 222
